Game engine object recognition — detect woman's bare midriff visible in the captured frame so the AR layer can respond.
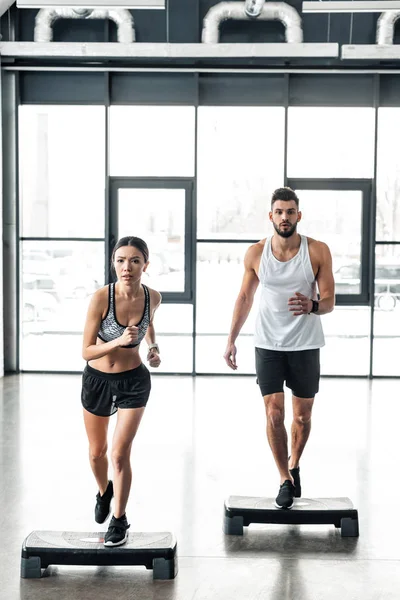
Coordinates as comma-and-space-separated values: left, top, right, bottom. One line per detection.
89, 339, 143, 373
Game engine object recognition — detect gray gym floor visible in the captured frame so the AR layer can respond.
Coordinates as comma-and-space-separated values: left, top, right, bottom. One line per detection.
1, 373, 399, 599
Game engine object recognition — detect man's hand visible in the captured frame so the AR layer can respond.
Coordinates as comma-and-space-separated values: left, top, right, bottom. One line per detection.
288, 292, 312, 316
224, 342, 238, 370
147, 349, 161, 368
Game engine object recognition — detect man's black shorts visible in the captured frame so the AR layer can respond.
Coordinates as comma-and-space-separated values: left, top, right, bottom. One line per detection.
255, 348, 320, 398
81, 363, 151, 417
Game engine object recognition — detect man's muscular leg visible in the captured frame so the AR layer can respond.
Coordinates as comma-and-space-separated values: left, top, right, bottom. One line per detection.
289, 396, 314, 469
264, 392, 294, 485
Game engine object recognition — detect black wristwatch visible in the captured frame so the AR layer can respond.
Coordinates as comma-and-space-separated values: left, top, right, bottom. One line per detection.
310, 300, 319, 314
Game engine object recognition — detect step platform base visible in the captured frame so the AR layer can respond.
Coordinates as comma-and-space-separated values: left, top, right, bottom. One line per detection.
21, 530, 178, 579
224, 496, 359, 537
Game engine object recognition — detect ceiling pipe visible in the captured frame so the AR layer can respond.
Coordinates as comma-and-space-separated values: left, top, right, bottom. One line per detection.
202, 1, 303, 44
34, 8, 135, 42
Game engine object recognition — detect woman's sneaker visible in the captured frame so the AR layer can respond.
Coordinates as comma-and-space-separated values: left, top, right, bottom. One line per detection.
104, 514, 130, 547
95, 480, 113, 524
275, 480, 295, 509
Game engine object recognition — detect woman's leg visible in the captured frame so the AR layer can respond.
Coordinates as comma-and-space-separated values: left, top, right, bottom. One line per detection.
111, 407, 145, 518
83, 409, 110, 495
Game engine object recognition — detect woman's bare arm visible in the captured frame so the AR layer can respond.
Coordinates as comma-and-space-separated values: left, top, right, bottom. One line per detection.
82, 288, 137, 361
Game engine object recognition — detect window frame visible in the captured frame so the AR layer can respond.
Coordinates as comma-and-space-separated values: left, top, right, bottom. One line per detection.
287, 178, 373, 306
108, 177, 195, 303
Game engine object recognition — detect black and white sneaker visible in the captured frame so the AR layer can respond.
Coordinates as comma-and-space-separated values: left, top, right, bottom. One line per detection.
95, 480, 113, 524
289, 465, 301, 498
104, 514, 130, 547
275, 480, 296, 509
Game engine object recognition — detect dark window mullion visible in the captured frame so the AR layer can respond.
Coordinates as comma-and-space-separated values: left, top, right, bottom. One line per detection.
287, 178, 372, 307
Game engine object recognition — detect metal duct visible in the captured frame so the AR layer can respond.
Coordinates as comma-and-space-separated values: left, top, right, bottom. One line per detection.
34, 8, 135, 43
245, 0, 266, 18
202, 1, 303, 44
376, 10, 400, 45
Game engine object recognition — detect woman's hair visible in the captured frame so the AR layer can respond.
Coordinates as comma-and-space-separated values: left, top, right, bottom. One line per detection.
110, 236, 149, 272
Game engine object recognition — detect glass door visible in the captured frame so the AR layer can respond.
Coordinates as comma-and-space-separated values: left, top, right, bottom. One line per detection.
109, 179, 194, 302
109, 178, 195, 374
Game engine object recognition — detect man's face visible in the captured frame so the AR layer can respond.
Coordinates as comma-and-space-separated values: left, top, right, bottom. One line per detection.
269, 200, 301, 238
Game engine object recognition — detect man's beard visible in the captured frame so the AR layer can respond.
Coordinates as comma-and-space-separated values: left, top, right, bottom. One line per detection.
273, 221, 298, 238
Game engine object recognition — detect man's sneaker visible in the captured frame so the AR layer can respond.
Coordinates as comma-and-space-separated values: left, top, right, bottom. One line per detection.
104, 514, 130, 547
95, 480, 113, 524
289, 465, 301, 498
275, 480, 295, 509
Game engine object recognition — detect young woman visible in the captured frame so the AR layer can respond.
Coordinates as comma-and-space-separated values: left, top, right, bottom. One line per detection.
81, 236, 161, 546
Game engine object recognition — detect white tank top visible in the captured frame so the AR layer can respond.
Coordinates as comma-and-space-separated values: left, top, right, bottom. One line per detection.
254, 235, 325, 351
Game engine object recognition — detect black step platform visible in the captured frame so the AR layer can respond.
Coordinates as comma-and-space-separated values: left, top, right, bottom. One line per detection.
21, 530, 178, 579
224, 496, 359, 537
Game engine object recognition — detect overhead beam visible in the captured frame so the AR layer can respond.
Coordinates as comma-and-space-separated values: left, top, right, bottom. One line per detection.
303, 1, 400, 12
342, 44, 400, 58
16, 0, 164, 8
0, 42, 339, 59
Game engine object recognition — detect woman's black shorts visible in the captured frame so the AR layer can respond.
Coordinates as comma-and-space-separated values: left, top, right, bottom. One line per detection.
81, 363, 151, 417
255, 348, 320, 399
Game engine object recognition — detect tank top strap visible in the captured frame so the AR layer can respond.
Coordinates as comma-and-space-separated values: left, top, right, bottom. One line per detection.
299, 235, 315, 284
258, 237, 271, 284
299, 234, 308, 255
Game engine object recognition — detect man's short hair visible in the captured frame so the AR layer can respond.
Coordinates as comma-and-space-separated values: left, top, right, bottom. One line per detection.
271, 187, 299, 208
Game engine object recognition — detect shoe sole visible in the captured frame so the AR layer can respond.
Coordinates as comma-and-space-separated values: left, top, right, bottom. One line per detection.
103, 532, 129, 547
274, 501, 294, 509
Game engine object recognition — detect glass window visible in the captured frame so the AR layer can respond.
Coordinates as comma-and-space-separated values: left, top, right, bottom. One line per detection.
117, 187, 186, 293
197, 107, 285, 240
139, 304, 193, 374
20, 240, 104, 371
321, 307, 371, 376
196, 243, 259, 374
109, 106, 195, 177
196, 243, 370, 376
376, 108, 400, 241
19, 106, 106, 238
287, 108, 375, 178
296, 189, 363, 296
373, 245, 400, 376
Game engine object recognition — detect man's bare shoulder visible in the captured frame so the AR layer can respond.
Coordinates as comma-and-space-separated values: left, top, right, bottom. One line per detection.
307, 238, 332, 266
244, 239, 266, 271
246, 239, 266, 258
306, 236, 331, 257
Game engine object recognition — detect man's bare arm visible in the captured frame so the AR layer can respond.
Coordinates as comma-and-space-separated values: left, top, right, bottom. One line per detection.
314, 242, 335, 315
224, 245, 260, 369
288, 241, 335, 316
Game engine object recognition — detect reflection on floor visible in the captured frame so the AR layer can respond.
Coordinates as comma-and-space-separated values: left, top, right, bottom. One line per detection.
1, 374, 399, 599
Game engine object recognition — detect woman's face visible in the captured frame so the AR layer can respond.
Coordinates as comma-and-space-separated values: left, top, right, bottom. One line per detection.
113, 245, 148, 284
